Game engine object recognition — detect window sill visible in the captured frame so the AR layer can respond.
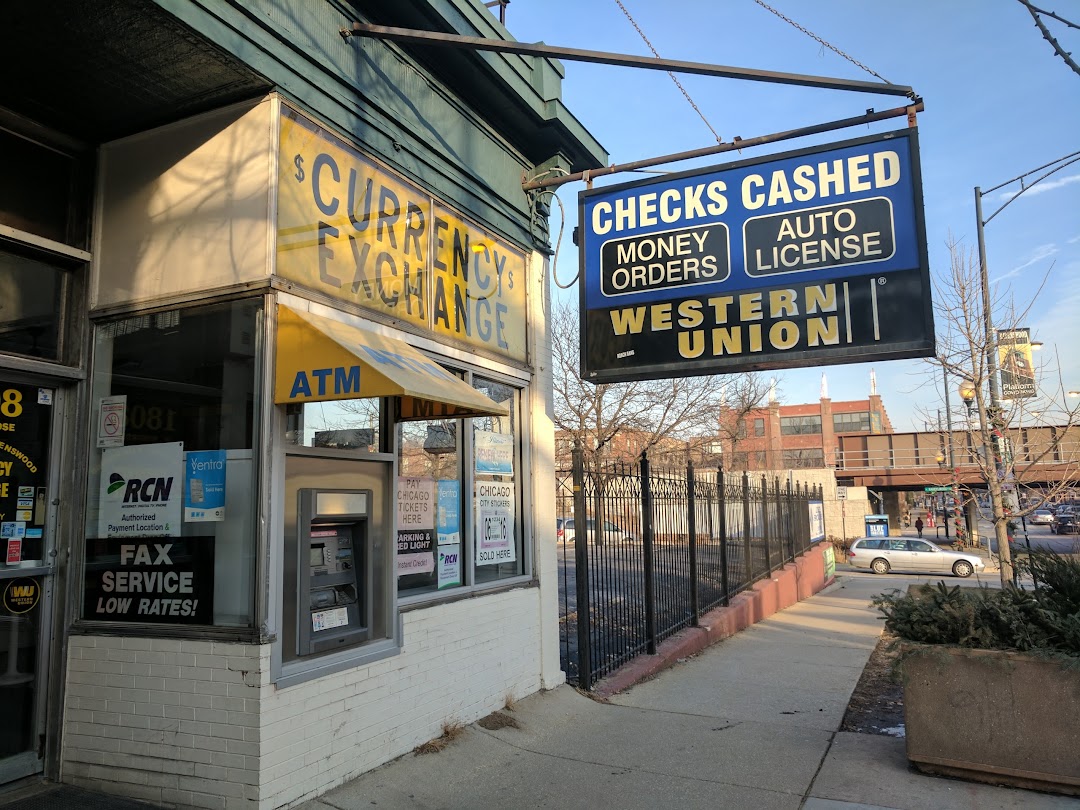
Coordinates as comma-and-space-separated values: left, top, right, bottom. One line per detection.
397, 576, 538, 613
274, 637, 400, 689
70, 620, 270, 644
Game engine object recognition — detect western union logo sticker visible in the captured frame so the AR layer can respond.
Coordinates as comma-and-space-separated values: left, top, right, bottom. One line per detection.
3, 577, 40, 614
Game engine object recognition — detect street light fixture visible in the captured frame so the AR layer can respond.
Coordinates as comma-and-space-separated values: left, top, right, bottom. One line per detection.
972, 150, 1080, 585
959, 380, 977, 414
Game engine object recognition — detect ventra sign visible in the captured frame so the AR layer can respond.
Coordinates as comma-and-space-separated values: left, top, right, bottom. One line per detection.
277, 107, 527, 364
579, 130, 933, 382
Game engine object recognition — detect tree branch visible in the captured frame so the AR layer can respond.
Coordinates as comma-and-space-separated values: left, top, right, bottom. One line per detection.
1018, 0, 1080, 78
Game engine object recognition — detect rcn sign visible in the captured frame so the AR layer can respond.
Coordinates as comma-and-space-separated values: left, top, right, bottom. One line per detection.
578, 129, 933, 383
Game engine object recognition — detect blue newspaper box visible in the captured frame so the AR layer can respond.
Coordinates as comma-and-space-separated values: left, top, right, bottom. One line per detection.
864, 514, 890, 537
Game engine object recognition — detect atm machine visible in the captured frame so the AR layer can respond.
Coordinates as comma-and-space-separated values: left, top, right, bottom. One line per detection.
296, 488, 373, 654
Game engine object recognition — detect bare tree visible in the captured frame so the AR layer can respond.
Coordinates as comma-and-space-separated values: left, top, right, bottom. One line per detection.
715, 375, 776, 470
552, 301, 767, 468
1016, 0, 1080, 78
932, 237, 1080, 585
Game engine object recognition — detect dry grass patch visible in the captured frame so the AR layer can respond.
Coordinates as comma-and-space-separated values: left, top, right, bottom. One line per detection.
477, 711, 520, 730
413, 721, 465, 755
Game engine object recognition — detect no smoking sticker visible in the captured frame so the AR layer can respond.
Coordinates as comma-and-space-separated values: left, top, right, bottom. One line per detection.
97, 395, 127, 448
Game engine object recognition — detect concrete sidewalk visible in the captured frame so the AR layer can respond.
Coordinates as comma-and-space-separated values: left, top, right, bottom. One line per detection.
299, 573, 1075, 810
2, 571, 1068, 810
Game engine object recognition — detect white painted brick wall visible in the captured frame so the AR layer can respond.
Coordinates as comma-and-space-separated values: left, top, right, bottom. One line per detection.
259, 588, 543, 809
63, 636, 267, 810
62, 586, 545, 809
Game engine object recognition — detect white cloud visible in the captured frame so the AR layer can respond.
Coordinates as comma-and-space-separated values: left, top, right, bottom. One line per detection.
997, 173, 1080, 202
992, 243, 1059, 282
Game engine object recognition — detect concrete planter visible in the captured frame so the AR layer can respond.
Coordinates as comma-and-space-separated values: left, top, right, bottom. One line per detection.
902, 644, 1080, 795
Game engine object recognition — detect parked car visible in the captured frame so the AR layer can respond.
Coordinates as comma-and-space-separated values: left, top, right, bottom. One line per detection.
1051, 513, 1080, 535
847, 536, 985, 578
558, 518, 637, 544
1029, 509, 1056, 525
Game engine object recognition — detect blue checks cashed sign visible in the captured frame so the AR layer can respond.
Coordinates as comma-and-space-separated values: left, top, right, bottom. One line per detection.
579, 129, 933, 382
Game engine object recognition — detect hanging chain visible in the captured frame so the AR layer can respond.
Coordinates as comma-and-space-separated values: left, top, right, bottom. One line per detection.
753, 0, 893, 84
614, 0, 724, 144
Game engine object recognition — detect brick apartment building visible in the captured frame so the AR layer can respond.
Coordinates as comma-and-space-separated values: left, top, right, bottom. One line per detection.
556, 375, 892, 472
719, 376, 893, 471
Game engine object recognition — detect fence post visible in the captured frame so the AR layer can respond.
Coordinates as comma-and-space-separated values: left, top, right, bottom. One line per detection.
717, 467, 730, 605
641, 451, 657, 655
776, 476, 786, 562
572, 442, 592, 690
742, 471, 753, 583
798, 484, 805, 552
786, 479, 794, 561
761, 474, 773, 574
686, 459, 699, 626
775, 477, 782, 562
792, 481, 801, 555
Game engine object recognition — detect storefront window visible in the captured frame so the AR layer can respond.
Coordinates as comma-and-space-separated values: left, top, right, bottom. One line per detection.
81, 300, 262, 628
0, 126, 85, 247
286, 398, 381, 451
472, 377, 522, 584
397, 418, 462, 596
0, 244, 68, 361
392, 371, 524, 599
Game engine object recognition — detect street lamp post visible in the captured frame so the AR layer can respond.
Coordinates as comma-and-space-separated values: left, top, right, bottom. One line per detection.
969, 150, 1080, 585
942, 367, 967, 547
972, 188, 1019, 584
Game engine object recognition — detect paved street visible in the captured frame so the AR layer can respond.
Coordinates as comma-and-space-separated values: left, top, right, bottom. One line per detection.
920, 514, 1079, 556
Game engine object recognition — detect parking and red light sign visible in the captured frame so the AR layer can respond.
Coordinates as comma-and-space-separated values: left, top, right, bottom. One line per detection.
578, 129, 933, 383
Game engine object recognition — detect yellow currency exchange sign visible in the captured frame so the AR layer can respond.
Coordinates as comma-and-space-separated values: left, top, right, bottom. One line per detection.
277, 107, 527, 363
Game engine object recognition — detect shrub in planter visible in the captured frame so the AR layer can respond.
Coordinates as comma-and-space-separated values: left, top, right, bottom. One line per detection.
873, 551, 1080, 795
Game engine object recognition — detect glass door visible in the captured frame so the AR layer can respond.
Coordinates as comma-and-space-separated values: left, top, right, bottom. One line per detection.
0, 379, 57, 783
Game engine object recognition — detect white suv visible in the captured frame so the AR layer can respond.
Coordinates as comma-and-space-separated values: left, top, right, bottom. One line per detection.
558, 518, 637, 544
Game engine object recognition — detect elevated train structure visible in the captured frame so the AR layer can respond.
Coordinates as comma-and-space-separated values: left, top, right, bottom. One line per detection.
835, 425, 1080, 493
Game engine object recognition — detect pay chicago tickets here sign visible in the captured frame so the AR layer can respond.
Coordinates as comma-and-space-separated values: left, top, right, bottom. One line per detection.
578, 129, 933, 383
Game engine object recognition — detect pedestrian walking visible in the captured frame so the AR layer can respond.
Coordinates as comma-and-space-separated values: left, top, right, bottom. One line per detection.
914, 516, 924, 538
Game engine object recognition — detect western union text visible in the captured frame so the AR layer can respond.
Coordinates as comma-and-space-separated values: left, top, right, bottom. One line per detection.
608, 285, 842, 357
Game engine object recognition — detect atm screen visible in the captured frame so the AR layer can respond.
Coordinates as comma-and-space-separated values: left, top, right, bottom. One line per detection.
310, 545, 324, 567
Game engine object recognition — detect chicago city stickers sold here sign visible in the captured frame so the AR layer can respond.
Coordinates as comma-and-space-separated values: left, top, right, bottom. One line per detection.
579, 129, 933, 382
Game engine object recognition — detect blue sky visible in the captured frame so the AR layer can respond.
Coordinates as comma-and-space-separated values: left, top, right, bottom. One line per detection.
506, 0, 1080, 431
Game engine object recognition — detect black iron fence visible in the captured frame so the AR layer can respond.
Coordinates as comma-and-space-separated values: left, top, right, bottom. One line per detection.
558, 447, 822, 690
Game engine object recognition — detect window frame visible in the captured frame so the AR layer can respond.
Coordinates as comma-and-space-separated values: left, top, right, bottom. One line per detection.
833, 411, 872, 433
780, 415, 822, 436
782, 448, 825, 468
74, 293, 267, 642
395, 364, 532, 607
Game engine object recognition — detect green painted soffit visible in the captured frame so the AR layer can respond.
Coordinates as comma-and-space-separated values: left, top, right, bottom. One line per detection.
399, 0, 608, 172
156, 0, 607, 175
